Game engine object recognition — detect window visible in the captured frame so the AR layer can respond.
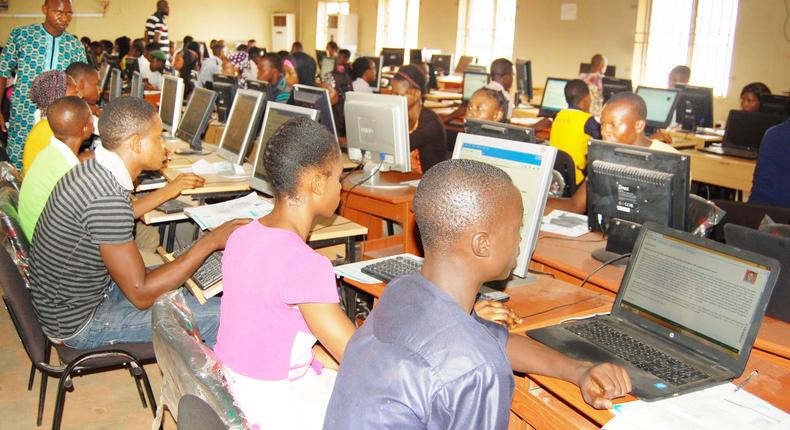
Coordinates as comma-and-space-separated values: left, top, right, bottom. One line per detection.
632, 0, 739, 96
316, 1, 350, 50
455, 0, 517, 69
374, 0, 420, 56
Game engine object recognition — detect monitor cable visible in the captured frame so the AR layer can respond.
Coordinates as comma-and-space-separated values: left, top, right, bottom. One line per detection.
579, 253, 631, 289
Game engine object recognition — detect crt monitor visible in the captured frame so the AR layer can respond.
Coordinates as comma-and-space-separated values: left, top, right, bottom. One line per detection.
452, 132, 557, 278
130, 71, 144, 99
319, 56, 336, 81
174, 87, 218, 154
409, 48, 423, 64
538, 77, 570, 118
159, 75, 185, 135
344, 92, 411, 188
381, 48, 405, 68
635, 86, 680, 130
292, 84, 338, 139
216, 89, 265, 165
759, 94, 790, 118
250, 102, 319, 196
213, 80, 237, 123
462, 71, 490, 103
108, 68, 122, 102
579, 63, 616, 77
602, 77, 632, 103
515, 59, 533, 102
365, 56, 383, 92
675, 84, 713, 130
586, 139, 690, 262
431, 54, 453, 76
464, 118, 536, 143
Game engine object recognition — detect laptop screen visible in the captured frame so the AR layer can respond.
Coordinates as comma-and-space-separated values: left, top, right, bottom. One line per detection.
619, 229, 772, 358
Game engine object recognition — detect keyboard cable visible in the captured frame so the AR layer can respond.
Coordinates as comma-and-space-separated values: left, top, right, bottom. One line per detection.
579, 253, 631, 289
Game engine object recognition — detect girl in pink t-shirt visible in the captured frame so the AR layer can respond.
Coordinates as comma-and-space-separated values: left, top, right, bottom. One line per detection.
214, 117, 355, 429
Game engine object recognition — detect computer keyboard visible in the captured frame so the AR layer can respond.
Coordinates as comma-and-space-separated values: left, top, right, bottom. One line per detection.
565, 320, 709, 386
361, 255, 423, 283
172, 244, 223, 290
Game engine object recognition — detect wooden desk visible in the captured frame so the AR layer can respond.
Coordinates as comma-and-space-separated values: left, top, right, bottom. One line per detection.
668, 129, 722, 149
680, 148, 756, 201
436, 74, 462, 91
340, 171, 421, 258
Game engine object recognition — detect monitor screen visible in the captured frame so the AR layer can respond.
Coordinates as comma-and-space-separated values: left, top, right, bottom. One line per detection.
431, 54, 452, 76
759, 94, 790, 118
452, 133, 557, 278
463, 72, 489, 102
539, 78, 570, 116
381, 48, 405, 68
675, 84, 713, 129
455, 55, 475, 74
636, 86, 680, 129
365, 56, 383, 92
109, 69, 122, 102
409, 49, 423, 64
602, 77, 632, 103
515, 59, 533, 100
344, 92, 411, 172
464, 118, 536, 144
176, 87, 217, 147
320, 57, 336, 81
130, 71, 144, 98
160, 76, 182, 129
292, 84, 337, 138
98, 63, 111, 91
219, 92, 260, 159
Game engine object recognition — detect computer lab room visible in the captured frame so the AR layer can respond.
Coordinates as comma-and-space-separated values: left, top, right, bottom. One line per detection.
0, 0, 788, 429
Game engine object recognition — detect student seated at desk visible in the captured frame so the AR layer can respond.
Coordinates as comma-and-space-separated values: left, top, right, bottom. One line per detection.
466, 88, 509, 123
145, 50, 167, 90
549, 79, 602, 186
667, 65, 691, 89
740, 82, 771, 112
485, 58, 515, 119
546, 92, 678, 214
580, 53, 607, 116
27, 97, 244, 350
258, 52, 291, 103
324, 159, 632, 429
750, 118, 790, 208
66, 61, 103, 117
350, 57, 376, 93
390, 65, 448, 174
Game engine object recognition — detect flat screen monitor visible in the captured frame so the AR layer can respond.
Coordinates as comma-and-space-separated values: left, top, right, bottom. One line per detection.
452, 132, 557, 278
250, 102, 319, 196
381, 48, 405, 68
579, 63, 616, 77
292, 84, 337, 139
320, 56, 336, 82
246, 79, 271, 96
427, 62, 438, 91
515, 59, 533, 101
759, 94, 790, 118
721, 110, 785, 152
216, 89, 265, 165
409, 48, 423, 64
586, 139, 690, 260
431, 54, 453, 76
365, 56, 383, 92
213, 81, 237, 123
602, 77, 632, 103
130, 71, 144, 99
464, 118, 536, 143
213, 74, 238, 87
675, 84, 713, 130
315, 49, 327, 65
124, 58, 139, 81
159, 75, 185, 134
454, 55, 475, 74
344, 92, 411, 187
174, 87, 217, 153
108, 68, 122, 102
462, 71, 490, 103
538, 77, 570, 118
636, 86, 680, 130
98, 63, 111, 93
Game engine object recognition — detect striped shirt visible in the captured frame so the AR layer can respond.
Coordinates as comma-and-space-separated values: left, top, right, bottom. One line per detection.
29, 158, 134, 340
145, 12, 170, 54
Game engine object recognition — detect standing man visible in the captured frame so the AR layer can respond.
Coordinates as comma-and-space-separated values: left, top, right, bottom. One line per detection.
145, 1, 171, 59
0, 0, 86, 168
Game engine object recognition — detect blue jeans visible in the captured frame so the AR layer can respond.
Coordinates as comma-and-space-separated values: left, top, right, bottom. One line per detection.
64, 283, 220, 349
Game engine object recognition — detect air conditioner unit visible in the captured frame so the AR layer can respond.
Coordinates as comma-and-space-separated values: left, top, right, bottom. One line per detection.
272, 13, 295, 52
326, 14, 358, 57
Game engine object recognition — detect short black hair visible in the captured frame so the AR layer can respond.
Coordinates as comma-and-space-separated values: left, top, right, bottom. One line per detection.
47, 96, 92, 137
183, 35, 194, 46
414, 159, 515, 253
262, 52, 283, 72
131, 38, 144, 54
98, 96, 158, 150
670, 65, 691, 80
338, 49, 351, 58
65, 61, 96, 80
564, 79, 590, 106
490, 58, 513, 78
326, 41, 338, 51
291, 41, 303, 51
236, 44, 248, 53
351, 57, 373, 80
741, 82, 771, 98
606, 91, 647, 120
248, 47, 262, 60
263, 116, 340, 199
100, 40, 114, 54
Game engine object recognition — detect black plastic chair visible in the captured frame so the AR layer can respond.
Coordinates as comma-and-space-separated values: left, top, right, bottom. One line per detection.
553, 149, 578, 198
709, 200, 790, 242
177, 395, 228, 430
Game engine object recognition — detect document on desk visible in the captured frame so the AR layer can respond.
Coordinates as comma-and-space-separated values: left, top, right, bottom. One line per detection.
184, 192, 273, 230
541, 210, 589, 237
510, 116, 543, 126
603, 383, 790, 430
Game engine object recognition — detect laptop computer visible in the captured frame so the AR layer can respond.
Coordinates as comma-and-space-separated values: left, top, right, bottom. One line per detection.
528, 222, 779, 401
698, 110, 784, 159
725, 223, 790, 323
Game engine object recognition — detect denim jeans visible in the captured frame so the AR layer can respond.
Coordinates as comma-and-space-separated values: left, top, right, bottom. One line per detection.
64, 283, 220, 349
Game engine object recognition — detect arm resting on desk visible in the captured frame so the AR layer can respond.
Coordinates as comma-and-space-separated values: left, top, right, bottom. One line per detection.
506, 334, 632, 409
132, 173, 205, 218
301, 303, 356, 363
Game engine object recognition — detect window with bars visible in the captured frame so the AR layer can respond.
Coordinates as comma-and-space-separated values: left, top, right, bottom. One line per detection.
632, 0, 739, 97
374, 0, 420, 56
316, 1, 350, 50
455, 0, 517, 69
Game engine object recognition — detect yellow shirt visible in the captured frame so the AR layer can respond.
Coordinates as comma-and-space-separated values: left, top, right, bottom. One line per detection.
549, 109, 593, 185
22, 119, 55, 176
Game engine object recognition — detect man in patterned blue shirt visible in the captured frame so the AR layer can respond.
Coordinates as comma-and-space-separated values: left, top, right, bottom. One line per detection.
0, 0, 86, 168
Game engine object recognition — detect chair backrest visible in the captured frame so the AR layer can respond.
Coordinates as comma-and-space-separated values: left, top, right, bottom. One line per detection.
710, 199, 790, 242
151, 291, 248, 429
0, 188, 31, 281
552, 149, 578, 197
177, 395, 228, 430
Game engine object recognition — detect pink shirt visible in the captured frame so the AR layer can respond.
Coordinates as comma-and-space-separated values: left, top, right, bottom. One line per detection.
214, 221, 339, 380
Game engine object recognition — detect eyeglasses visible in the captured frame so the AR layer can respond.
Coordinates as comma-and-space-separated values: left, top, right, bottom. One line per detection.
51, 9, 74, 19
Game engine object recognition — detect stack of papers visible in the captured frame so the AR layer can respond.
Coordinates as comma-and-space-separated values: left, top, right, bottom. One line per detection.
184, 192, 273, 230
185, 159, 237, 175
541, 210, 589, 237
604, 383, 790, 430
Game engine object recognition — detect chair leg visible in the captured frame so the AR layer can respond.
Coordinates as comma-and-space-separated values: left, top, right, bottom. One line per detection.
51, 374, 70, 430
28, 363, 36, 390
138, 366, 158, 418
129, 366, 148, 408
37, 347, 51, 426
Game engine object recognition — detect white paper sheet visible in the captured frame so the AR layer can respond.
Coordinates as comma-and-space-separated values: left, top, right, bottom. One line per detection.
184, 192, 273, 230
541, 210, 589, 237
604, 383, 790, 430
510, 116, 543, 126
189, 159, 235, 175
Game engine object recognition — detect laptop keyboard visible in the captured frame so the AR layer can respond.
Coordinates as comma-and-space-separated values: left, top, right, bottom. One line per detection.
565, 320, 710, 386
172, 244, 223, 290
361, 255, 423, 283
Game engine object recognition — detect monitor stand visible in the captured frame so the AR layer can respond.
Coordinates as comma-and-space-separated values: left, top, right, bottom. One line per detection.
590, 217, 639, 267
345, 162, 410, 190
